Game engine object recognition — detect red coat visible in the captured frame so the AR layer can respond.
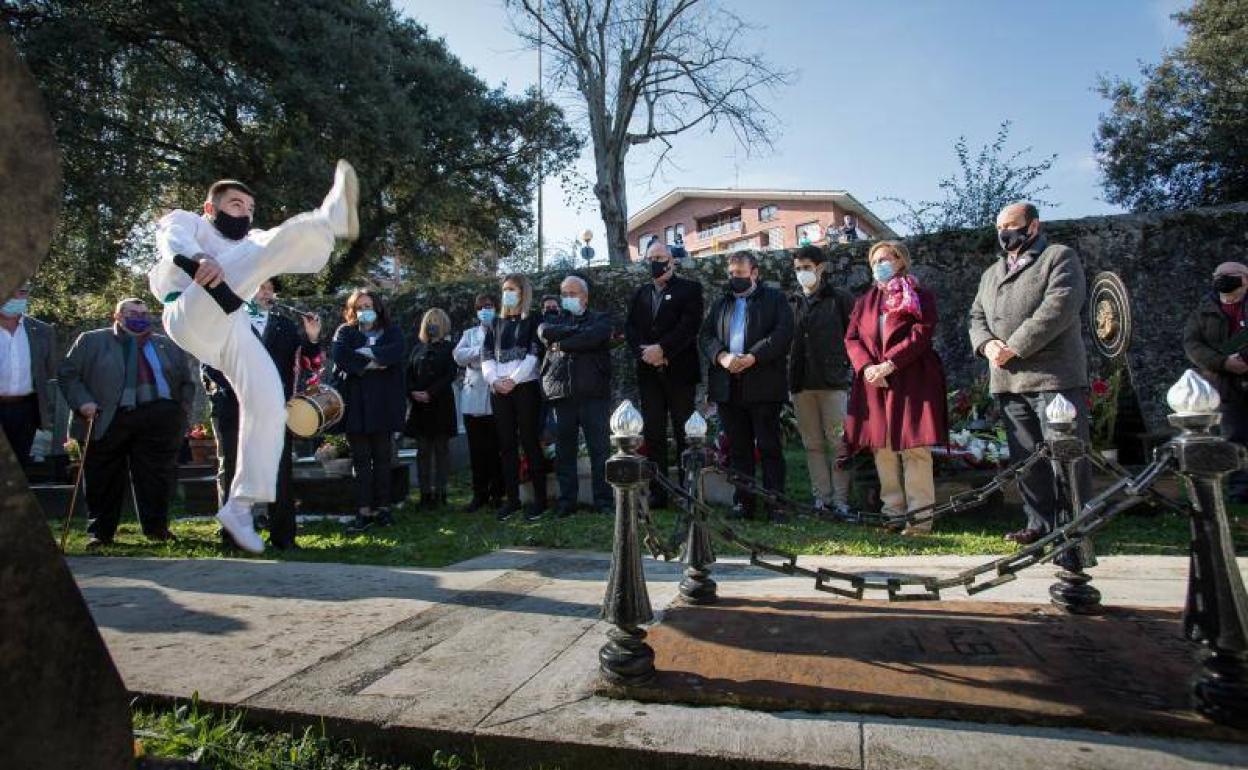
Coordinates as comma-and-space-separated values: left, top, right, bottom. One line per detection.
843, 284, 948, 452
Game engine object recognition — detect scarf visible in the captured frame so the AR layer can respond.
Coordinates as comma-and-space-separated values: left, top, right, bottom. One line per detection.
882, 274, 922, 320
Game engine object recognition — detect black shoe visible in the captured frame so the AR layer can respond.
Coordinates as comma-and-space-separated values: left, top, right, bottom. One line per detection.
1004, 527, 1044, 545
496, 501, 522, 521
524, 504, 546, 522
146, 529, 178, 543
554, 502, 576, 518
464, 497, 486, 513
270, 539, 300, 551
648, 493, 669, 510
730, 503, 755, 520
419, 493, 434, 510
769, 509, 791, 524
374, 507, 395, 526
84, 536, 112, 551
253, 512, 270, 531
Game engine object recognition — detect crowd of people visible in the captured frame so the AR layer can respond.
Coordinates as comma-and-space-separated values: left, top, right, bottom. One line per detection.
8, 194, 1248, 552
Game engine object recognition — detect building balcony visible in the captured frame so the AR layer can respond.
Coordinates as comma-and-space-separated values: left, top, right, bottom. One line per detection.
695, 220, 742, 240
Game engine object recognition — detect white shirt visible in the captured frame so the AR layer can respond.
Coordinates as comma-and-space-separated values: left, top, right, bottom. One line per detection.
250, 309, 269, 338
453, 325, 493, 416
149, 209, 263, 301
0, 320, 33, 397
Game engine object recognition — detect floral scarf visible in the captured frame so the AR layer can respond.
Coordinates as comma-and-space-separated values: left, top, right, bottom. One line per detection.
882, 274, 922, 320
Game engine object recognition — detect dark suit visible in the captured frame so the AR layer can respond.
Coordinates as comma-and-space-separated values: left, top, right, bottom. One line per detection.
57, 328, 195, 540
699, 284, 794, 515
624, 275, 704, 500
0, 315, 56, 466
203, 312, 319, 546
332, 323, 407, 510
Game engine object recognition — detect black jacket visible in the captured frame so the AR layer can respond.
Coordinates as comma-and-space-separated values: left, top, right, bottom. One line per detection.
331, 323, 407, 434
699, 284, 794, 404
624, 275, 704, 385
202, 313, 320, 416
403, 338, 458, 438
539, 309, 613, 402
1183, 293, 1248, 396
788, 277, 855, 392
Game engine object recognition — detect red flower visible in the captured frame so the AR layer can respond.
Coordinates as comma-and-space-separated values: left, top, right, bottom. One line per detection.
1091, 379, 1111, 397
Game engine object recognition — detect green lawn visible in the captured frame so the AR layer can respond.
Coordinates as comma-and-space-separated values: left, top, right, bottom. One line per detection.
56, 448, 1244, 567
133, 698, 503, 770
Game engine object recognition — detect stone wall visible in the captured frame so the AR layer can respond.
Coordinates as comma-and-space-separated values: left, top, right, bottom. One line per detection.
56, 203, 1248, 433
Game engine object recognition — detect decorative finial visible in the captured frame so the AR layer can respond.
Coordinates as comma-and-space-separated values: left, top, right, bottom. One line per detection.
684, 410, 708, 440
610, 400, 644, 438
1045, 393, 1077, 426
1168, 369, 1220, 416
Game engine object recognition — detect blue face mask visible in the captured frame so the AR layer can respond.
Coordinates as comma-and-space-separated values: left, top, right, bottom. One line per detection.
872, 261, 895, 283
1, 298, 28, 316
357, 309, 377, 325
561, 296, 583, 315
501, 290, 519, 308
477, 308, 496, 325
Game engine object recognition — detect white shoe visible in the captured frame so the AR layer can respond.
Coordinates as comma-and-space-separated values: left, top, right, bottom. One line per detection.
216, 499, 265, 554
319, 159, 359, 241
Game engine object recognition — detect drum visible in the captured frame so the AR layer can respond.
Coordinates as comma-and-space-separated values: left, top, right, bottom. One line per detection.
286, 385, 344, 438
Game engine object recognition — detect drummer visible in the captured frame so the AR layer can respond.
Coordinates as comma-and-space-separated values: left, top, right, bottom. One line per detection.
201, 277, 321, 550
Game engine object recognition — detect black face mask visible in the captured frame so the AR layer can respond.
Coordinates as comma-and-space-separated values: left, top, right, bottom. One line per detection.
651, 260, 671, 279
543, 307, 560, 318
1214, 275, 1243, 294
728, 276, 753, 295
213, 210, 251, 241
997, 224, 1033, 254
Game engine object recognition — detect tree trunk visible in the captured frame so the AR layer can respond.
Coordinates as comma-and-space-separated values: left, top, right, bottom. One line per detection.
594, 146, 630, 267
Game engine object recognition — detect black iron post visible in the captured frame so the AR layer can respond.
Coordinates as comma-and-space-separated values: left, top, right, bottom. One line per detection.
678, 411, 717, 604
1045, 394, 1102, 614
600, 400, 656, 685
1166, 371, 1248, 728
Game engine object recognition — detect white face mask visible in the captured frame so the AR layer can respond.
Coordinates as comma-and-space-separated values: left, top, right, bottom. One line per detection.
795, 268, 818, 290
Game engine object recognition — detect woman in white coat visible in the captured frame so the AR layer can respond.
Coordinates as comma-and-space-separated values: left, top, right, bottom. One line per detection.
453, 293, 504, 511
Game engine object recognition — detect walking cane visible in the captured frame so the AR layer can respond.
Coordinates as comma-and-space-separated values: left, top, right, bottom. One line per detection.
59, 413, 95, 552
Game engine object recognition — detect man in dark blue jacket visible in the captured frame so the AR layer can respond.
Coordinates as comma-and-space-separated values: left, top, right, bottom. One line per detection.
204, 277, 320, 549
539, 275, 614, 517
700, 253, 794, 520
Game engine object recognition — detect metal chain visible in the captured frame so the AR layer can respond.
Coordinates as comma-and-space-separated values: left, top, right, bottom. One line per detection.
645, 446, 1182, 601
711, 446, 1054, 529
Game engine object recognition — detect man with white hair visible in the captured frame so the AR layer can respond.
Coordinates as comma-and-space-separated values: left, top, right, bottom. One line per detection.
538, 274, 614, 517
149, 161, 358, 552
1184, 261, 1248, 501
969, 202, 1090, 545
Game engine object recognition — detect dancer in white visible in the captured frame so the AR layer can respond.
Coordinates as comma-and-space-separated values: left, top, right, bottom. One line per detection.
150, 161, 359, 553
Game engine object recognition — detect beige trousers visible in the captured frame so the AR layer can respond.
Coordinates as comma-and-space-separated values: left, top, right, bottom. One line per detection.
873, 446, 935, 531
792, 388, 850, 505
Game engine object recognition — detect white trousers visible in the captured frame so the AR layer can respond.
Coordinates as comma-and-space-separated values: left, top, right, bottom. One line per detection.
163, 212, 334, 503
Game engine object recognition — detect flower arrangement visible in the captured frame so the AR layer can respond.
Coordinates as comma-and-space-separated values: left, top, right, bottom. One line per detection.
315, 433, 350, 462
1090, 368, 1123, 451
947, 374, 996, 431
187, 422, 214, 440
63, 438, 81, 463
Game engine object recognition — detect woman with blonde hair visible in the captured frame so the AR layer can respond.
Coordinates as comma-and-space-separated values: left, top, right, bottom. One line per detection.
483, 273, 548, 521
404, 307, 457, 509
843, 240, 948, 535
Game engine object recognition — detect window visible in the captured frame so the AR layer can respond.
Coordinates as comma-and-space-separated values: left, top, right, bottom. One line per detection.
758, 204, 778, 222
664, 225, 675, 244
695, 209, 743, 240
674, 223, 686, 243
639, 233, 658, 254
795, 221, 822, 245
766, 227, 785, 249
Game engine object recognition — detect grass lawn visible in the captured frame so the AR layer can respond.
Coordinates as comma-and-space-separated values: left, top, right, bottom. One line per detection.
56, 448, 1245, 567
133, 698, 502, 770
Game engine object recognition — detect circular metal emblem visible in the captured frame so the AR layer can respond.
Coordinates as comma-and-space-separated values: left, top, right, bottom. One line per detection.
1088, 271, 1132, 359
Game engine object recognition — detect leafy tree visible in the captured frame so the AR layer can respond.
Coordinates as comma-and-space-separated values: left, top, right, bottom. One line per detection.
1095, 0, 1248, 211
877, 121, 1056, 235
509, 0, 790, 266
3, 0, 579, 323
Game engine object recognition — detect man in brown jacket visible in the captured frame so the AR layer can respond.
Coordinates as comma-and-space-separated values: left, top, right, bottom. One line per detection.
1182, 261, 1248, 501
969, 202, 1090, 544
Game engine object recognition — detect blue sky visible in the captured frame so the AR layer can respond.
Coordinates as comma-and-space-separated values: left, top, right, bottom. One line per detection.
401, 0, 1189, 258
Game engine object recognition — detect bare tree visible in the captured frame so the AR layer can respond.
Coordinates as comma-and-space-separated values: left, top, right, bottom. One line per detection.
510, 0, 790, 265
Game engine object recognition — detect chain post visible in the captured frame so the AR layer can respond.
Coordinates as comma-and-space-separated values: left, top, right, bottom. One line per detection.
1043, 394, 1103, 615
599, 400, 656, 685
1165, 371, 1248, 728
678, 411, 718, 604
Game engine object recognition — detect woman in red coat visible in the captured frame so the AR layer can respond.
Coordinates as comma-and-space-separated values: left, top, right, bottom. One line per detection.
843, 240, 948, 535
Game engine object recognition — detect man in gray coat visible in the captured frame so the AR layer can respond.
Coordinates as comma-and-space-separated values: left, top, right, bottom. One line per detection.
969, 202, 1090, 544
58, 298, 196, 547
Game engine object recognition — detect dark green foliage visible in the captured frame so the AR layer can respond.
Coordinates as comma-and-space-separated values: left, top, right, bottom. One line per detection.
2, 0, 580, 324
1095, 0, 1248, 211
